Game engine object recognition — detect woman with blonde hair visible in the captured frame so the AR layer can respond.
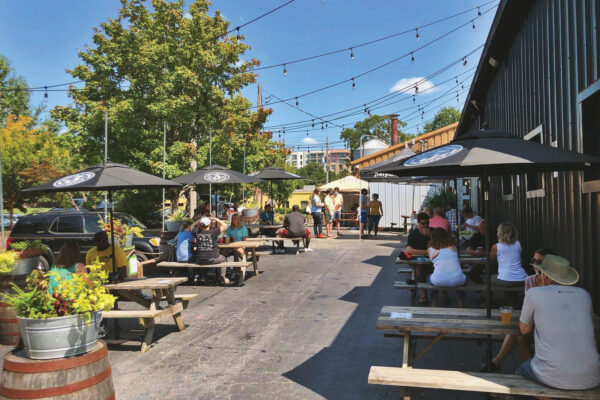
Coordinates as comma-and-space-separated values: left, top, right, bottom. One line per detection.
489, 222, 528, 306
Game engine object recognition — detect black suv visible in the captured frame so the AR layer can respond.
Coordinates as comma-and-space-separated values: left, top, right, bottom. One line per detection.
8, 210, 161, 269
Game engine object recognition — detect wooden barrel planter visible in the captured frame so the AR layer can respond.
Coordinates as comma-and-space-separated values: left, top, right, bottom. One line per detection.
0, 275, 27, 346
0, 341, 115, 400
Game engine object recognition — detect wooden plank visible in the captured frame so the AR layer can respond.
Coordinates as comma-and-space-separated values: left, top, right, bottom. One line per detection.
367, 367, 600, 399
157, 261, 251, 268
383, 332, 504, 342
394, 281, 524, 292
102, 310, 161, 319
104, 277, 187, 290
218, 241, 264, 249
377, 317, 517, 336
380, 306, 521, 318
396, 257, 488, 265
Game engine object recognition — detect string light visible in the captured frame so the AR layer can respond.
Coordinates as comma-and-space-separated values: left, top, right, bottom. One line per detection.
236, 27, 241, 40
410, 52, 415, 63
283, 64, 287, 76
456, 91, 459, 102
415, 28, 420, 41
295, 97, 299, 106
350, 48, 354, 59
413, 95, 416, 102
414, 84, 419, 94
472, 20, 476, 30
43, 87, 48, 102
312, 119, 315, 128
463, 57, 468, 67
477, 7, 481, 16
352, 78, 356, 89
455, 76, 459, 84
306, 130, 309, 136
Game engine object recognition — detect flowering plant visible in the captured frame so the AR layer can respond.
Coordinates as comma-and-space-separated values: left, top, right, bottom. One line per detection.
9, 240, 48, 259
98, 218, 143, 247
0, 251, 20, 274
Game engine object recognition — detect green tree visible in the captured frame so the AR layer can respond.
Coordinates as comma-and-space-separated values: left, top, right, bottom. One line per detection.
340, 114, 411, 160
52, 0, 282, 211
0, 55, 33, 126
423, 106, 461, 133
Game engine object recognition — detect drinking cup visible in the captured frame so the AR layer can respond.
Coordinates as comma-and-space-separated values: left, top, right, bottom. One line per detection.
500, 306, 513, 324
225, 237, 231, 244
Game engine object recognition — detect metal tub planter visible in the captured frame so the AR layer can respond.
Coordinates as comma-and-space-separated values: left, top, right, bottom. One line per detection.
18, 311, 102, 359
11, 256, 40, 276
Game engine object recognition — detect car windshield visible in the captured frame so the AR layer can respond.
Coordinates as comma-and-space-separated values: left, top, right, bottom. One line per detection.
10, 215, 53, 234
115, 214, 147, 229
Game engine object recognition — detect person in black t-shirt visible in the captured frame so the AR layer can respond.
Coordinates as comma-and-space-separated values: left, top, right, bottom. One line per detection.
191, 216, 228, 284
405, 213, 432, 304
465, 219, 486, 256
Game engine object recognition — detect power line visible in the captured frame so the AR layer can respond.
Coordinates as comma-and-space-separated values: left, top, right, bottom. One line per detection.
226, 0, 296, 35
250, 4, 495, 109
251, 0, 497, 71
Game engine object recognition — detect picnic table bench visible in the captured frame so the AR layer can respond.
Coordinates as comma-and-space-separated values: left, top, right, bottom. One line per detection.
246, 236, 307, 254
156, 260, 252, 286
368, 367, 600, 399
103, 277, 190, 353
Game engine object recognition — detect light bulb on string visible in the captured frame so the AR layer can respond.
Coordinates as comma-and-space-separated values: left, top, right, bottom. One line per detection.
472, 20, 476, 30
325, 123, 328, 128
236, 27, 241, 40
463, 57, 467, 67
415, 28, 420, 41
414, 85, 419, 94
477, 7, 481, 16
350, 48, 354, 59
351, 78, 355, 89
363, 104, 367, 113
282, 64, 287, 76
306, 130, 309, 136
44, 87, 48, 102
295, 97, 299, 106
455, 76, 458, 84
456, 91, 460, 102
412, 95, 416, 102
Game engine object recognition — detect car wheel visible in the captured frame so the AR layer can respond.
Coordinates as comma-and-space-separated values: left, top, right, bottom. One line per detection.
135, 251, 148, 263
38, 256, 50, 271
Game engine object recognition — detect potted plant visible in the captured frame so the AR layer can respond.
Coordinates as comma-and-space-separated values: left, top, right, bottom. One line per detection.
6, 240, 48, 275
2, 261, 116, 359
98, 218, 143, 247
165, 209, 191, 232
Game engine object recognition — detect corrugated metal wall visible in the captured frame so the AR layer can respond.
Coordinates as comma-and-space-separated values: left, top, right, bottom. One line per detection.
368, 182, 435, 228
461, 1, 600, 308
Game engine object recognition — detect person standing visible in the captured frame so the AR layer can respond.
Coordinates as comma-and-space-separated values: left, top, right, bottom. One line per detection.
367, 193, 383, 237
332, 187, 344, 236
518, 255, 600, 392
359, 188, 369, 237
311, 188, 326, 238
324, 188, 334, 237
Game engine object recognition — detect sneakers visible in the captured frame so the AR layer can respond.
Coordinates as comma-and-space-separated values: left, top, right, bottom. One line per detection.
219, 276, 230, 285
304, 247, 314, 252
317, 233, 327, 238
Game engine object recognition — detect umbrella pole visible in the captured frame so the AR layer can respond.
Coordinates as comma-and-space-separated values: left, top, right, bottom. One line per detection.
483, 171, 492, 372
109, 191, 117, 274
270, 181, 274, 224
454, 178, 460, 256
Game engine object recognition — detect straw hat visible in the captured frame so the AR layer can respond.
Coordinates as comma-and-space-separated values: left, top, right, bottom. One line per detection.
533, 255, 579, 286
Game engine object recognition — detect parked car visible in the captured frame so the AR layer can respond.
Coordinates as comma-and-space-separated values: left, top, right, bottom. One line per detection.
7, 210, 162, 269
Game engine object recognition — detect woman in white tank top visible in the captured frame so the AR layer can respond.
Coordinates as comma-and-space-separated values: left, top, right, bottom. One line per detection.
490, 222, 528, 286
427, 228, 466, 307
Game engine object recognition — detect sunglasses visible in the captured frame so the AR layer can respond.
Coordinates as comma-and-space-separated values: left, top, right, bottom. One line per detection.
419, 221, 429, 226
530, 257, 543, 265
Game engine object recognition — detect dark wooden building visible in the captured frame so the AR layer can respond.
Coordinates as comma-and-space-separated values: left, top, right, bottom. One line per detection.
457, 0, 600, 308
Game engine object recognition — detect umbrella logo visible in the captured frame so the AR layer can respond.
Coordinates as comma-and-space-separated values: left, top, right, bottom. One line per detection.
404, 144, 463, 166
52, 172, 96, 188
204, 172, 231, 183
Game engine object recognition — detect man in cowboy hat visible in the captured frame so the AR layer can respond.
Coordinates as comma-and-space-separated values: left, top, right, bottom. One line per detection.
518, 255, 600, 392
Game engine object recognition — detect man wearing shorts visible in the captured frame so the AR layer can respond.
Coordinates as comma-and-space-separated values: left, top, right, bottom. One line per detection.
278, 205, 312, 252
332, 187, 343, 236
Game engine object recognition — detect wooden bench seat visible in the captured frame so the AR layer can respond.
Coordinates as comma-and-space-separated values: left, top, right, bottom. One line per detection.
246, 237, 306, 254
156, 293, 199, 309
397, 267, 413, 273
102, 309, 162, 319
394, 281, 524, 292
157, 261, 252, 286
368, 366, 600, 399
383, 331, 504, 342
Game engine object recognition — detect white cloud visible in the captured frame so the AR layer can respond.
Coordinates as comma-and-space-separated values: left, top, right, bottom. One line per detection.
183, 12, 192, 19
389, 77, 438, 95
303, 137, 317, 144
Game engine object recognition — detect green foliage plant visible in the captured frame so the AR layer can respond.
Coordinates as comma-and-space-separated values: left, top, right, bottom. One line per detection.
168, 209, 191, 222
0, 251, 19, 275
9, 240, 49, 259
3, 261, 116, 324
423, 188, 455, 210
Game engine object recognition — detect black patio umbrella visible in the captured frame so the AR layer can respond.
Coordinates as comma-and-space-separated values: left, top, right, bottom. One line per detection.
24, 162, 181, 274
359, 148, 416, 183
172, 165, 262, 217
376, 130, 600, 369
249, 167, 305, 223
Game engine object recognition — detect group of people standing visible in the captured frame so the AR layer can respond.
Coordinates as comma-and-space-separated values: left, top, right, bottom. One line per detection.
310, 187, 344, 238
358, 188, 383, 238
403, 209, 600, 393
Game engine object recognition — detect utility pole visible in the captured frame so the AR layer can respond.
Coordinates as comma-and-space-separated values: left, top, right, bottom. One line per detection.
325, 136, 329, 184
104, 109, 108, 219
162, 121, 166, 231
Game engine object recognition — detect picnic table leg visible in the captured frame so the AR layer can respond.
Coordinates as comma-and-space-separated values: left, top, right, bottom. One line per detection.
164, 287, 185, 332
401, 331, 411, 400
250, 248, 259, 276
140, 318, 156, 354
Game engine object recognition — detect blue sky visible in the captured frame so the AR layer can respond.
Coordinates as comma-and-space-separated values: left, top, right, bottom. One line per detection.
0, 0, 497, 150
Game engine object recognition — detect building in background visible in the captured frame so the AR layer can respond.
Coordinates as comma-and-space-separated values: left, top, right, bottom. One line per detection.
286, 149, 350, 173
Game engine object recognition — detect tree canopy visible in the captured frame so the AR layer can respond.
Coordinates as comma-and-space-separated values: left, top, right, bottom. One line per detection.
0, 55, 33, 126
340, 114, 412, 160
423, 106, 461, 133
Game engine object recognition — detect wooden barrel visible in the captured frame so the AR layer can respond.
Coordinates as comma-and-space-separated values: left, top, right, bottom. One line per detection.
0, 341, 115, 400
0, 275, 27, 346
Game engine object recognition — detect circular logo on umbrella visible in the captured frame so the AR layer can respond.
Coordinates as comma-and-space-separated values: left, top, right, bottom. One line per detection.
404, 145, 463, 166
52, 172, 96, 188
204, 172, 231, 183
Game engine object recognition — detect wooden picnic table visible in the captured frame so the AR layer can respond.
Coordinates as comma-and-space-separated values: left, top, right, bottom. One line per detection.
401, 215, 412, 233
396, 256, 487, 280
103, 277, 188, 353
218, 240, 265, 277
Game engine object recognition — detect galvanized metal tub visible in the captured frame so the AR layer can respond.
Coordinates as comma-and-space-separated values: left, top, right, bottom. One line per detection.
18, 311, 102, 359
242, 208, 259, 217
11, 256, 40, 275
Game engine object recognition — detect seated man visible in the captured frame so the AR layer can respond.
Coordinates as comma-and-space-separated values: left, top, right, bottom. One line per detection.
461, 206, 482, 232
518, 255, 600, 394
86, 230, 129, 279
277, 205, 312, 253
428, 207, 450, 231
191, 216, 229, 284
259, 203, 277, 237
